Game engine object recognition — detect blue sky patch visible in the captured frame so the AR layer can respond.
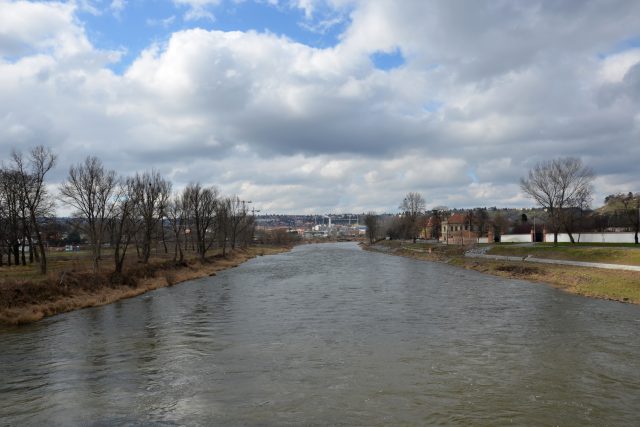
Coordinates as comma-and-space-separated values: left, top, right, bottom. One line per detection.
423, 100, 443, 113
76, 0, 351, 74
466, 168, 479, 183
597, 35, 640, 59
370, 48, 405, 70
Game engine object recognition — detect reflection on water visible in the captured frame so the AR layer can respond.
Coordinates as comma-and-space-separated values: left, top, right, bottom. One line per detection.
1, 242, 639, 425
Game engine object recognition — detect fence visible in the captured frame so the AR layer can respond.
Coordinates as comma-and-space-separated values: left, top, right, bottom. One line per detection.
548, 232, 637, 243
500, 234, 532, 243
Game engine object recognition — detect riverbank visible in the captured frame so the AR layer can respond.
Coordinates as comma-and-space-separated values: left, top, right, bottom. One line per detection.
363, 242, 640, 304
0, 245, 291, 325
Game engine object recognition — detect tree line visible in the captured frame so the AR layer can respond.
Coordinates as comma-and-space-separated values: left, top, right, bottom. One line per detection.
363, 192, 429, 244
363, 157, 639, 245
0, 146, 255, 275
520, 157, 639, 244
363, 196, 493, 245
0, 146, 56, 273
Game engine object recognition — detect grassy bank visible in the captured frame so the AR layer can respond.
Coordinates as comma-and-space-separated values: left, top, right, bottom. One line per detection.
0, 245, 291, 325
364, 242, 640, 304
368, 240, 467, 261
488, 244, 640, 266
450, 257, 640, 303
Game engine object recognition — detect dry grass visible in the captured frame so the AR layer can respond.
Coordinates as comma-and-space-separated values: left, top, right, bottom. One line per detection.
364, 241, 467, 261
367, 242, 640, 304
449, 257, 640, 304
0, 245, 291, 325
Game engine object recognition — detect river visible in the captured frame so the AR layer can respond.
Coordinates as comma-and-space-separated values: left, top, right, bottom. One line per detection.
1, 242, 639, 425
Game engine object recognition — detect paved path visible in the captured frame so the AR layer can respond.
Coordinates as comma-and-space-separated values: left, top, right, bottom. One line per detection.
523, 257, 640, 272
465, 245, 640, 272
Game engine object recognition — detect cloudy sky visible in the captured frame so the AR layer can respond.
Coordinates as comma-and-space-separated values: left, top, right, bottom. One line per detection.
1, 0, 639, 214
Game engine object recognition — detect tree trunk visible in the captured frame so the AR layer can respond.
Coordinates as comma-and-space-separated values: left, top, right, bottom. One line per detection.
114, 237, 129, 274
635, 230, 638, 244
21, 242, 26, 266
30, 213, 47, 274
553, 231, 558, 245
142, 231, 152, 263
134, 235, 141, 258
198, 236, 206, 262
28, 237, 34, 263
113, 225, 130, 274
567, 231, 575, 244
114, 248, 125, 274
13, 243, 19, 266
91, 235, 102, 273
32, 239, 40, 262
38, 244, 46, 274
161, 223, 168, 254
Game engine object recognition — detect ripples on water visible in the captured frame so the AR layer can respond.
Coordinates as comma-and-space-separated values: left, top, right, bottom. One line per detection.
1, 242, 639, 425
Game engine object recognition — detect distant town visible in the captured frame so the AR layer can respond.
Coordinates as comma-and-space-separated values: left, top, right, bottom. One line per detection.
254, 199, 638, 245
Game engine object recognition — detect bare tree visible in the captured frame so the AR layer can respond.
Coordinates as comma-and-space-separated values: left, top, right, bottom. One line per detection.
0, 200, 6, 266
520, 157, 594, 244
216, 197, 230, 256
363, 212, 379, 244
399, 192, 426, 243
110, 178, 141, 274
59, 157, 118, 272
166, 193, 187, 262
227, 196, 250, 250
237, 211, 256, 248
11, 146, 56, 274
606, 192, 640, 244
490, 212, 510, 241
0, 169, 25, 265
131, 171, 172, 263
183, 183, 218, 261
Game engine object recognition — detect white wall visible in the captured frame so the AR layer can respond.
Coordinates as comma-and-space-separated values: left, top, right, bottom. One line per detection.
478, 237, 489, 244
547, 232, 637, 243
500, 234, 532, 243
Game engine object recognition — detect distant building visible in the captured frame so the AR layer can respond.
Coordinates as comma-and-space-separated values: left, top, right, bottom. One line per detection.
421, 216, 440, 240
441, 213, 479, 244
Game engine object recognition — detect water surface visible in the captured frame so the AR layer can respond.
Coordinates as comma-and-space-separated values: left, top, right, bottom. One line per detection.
1, 242, 639, 425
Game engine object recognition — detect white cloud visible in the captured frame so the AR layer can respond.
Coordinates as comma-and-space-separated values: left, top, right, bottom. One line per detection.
110, 0, 126, 18
0, 1, 91, 57
146, 15, 176, 28
173, 0, 221, 21
599, 49, 640, 83
1, 0, 640, 213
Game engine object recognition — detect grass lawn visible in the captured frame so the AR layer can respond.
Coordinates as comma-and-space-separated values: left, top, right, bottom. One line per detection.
535, 242, 639, 248
488, 245, 640, 266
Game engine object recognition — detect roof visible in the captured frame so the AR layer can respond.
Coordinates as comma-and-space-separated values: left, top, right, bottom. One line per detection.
446, 213, 467, 224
